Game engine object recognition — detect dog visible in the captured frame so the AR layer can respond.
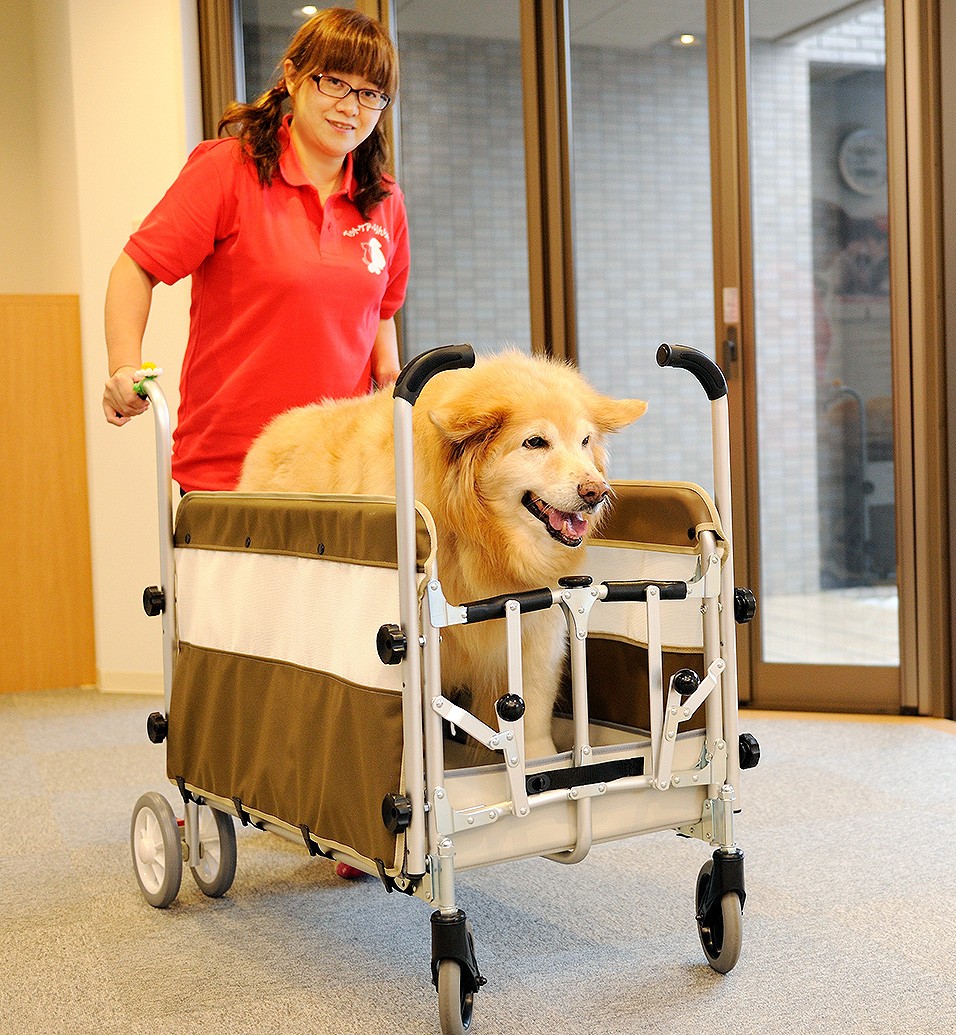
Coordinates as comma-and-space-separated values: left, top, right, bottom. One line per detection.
238, 351, 646, 762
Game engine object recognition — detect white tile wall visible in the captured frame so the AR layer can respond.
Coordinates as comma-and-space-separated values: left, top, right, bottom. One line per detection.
396, 9, 889, 600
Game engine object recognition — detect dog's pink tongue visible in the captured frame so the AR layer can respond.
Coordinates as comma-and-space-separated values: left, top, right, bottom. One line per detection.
548, 508, 587, 539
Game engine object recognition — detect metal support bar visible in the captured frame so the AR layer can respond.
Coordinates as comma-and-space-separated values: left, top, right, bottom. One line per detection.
710, 396, 742, 805
656, 658, 725, 790
645, 585, 664, 778
393, 396, 426, 876
142, 379, 177, 716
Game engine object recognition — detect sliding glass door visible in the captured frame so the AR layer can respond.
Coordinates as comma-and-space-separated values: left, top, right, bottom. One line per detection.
746, 0, 900, 710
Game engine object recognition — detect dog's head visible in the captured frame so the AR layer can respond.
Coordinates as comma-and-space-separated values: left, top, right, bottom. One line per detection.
425, 352, 646, 581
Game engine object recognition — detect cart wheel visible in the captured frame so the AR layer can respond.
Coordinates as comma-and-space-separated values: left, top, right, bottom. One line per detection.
695, 859, 743, 974
437, 959, 475, 1034
190, 805, 237, 898
131, 792, 183, 908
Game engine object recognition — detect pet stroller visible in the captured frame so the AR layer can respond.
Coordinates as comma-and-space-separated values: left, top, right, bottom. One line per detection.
130, 343, 759, 1034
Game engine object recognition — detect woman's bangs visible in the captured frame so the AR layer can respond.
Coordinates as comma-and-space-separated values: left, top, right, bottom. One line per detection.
310, 32, 396, 94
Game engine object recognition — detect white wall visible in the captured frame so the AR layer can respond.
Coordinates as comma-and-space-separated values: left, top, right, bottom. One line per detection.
66, 0, 201, 691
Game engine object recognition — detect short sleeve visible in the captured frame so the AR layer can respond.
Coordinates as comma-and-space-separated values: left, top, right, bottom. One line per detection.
125, 140, 240, 286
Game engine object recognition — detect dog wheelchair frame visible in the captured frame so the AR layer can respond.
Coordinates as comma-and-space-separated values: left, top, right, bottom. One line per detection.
130, 343, 758, 1034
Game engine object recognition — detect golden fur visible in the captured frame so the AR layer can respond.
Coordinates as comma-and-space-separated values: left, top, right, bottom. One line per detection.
239, 351, 646, 761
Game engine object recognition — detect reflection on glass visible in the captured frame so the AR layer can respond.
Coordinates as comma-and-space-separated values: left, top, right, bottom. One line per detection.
568, 0, 715, 488
750, 0, 898, 666
239, 2, 355, 101
396, 4, 531, 356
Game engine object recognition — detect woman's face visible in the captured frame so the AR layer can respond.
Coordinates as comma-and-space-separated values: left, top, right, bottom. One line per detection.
284, 59, 384, 169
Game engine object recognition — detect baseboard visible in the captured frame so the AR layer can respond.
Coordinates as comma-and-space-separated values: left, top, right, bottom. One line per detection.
97, 670, 164, 695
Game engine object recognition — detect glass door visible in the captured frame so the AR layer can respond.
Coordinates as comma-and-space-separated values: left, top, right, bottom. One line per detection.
746, 0, 900, 710
394, 2, 533, 357
567, 0, 716, 492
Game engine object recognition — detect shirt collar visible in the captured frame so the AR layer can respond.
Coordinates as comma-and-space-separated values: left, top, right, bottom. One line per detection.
278, 115, 356, 199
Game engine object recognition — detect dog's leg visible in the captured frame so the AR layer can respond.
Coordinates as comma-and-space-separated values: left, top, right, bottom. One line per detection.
520, 612, 564, 760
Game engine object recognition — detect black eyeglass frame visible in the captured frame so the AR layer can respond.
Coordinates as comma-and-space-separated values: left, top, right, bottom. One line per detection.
311, 74, 391, 111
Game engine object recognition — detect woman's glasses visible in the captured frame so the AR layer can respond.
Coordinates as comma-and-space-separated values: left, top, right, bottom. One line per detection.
311, 74, 391, 111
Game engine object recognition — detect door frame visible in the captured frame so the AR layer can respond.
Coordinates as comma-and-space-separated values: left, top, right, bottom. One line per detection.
716, 0, 950, 715
197, 0, 951, 716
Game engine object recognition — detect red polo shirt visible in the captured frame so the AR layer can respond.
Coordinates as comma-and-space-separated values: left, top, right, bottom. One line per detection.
125, 119, 409, 491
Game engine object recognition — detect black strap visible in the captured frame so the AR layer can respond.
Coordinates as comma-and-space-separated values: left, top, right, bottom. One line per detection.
299, 825, 321, 857
526, 754, 644, 795
232, 796, 251, 826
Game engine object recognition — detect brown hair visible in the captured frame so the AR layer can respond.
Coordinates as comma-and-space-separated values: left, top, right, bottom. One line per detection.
218, 8, 398, 219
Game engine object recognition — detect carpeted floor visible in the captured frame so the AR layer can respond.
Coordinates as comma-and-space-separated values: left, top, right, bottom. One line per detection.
3, 687, 956, 1034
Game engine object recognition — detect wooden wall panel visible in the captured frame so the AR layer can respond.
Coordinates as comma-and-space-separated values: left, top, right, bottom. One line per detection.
0, 295, 96, 692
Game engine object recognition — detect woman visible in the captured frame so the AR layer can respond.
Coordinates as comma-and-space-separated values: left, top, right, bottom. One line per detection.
103, 8, 408, 492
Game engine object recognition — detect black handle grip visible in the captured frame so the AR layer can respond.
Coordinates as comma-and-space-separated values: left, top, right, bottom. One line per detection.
463, 587, 554, 624
601, 580, 688, 603
393, 343, 476, 405
657, 343, 727, 401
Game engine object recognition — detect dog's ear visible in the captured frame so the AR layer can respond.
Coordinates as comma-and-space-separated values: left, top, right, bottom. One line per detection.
428, 405, 505, 445
589, 396, 648, 433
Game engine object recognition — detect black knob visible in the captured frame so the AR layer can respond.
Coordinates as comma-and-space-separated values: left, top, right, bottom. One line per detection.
671, 668, 700, 699
558, 575, 593, 588
382, 793, 413, 833
739, 732, 761, 769
495, 693, 526, 722
377, 623, 407, 665
734, 587, 757, 624
146, 711, 168, 744
143, 586, 165, 617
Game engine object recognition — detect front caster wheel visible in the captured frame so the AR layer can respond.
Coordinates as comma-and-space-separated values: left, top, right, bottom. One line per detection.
131, 792, 182, 908
190, 806, 237, 897
696, 859, 743, 973
437, 959, 475, 1034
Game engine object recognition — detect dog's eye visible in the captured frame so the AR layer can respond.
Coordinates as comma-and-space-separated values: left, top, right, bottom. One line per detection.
582, 435, 590, 447
523, 436, 549, 450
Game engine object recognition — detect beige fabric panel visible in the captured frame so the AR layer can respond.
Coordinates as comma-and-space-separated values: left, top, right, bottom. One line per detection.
585, 543, 706, 651
175, 492, 436, 571
167, 643, 405, 867
599, 481, 724, 553
175, 549, 406, 690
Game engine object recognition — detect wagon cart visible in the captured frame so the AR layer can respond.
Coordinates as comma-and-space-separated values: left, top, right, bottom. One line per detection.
130, 343, 759, 1034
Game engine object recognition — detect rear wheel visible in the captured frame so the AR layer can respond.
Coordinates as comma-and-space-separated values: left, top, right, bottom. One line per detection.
695, 859, 743, 973
189, 805, 237, 897
131, 792, 182, 908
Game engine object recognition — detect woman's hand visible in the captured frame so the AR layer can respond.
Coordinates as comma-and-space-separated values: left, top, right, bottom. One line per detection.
103, 366, 150, 426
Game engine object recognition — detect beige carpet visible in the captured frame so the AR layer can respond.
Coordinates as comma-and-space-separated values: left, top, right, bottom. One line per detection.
2, 687, 956, 1034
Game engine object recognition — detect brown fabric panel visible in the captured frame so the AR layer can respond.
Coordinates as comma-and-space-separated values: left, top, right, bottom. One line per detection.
175, 493, 433, 570
166, 642, 404, 864
557, 637, 706, 733
599, 481, 724, 550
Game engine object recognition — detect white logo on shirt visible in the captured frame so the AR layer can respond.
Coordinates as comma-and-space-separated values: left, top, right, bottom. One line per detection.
362, 238, 386, 275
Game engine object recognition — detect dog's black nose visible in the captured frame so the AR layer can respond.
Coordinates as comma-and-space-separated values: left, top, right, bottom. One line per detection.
578, 478, 609, 505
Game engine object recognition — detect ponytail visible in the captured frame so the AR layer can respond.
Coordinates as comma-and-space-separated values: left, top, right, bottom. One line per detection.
218, 82, 290, 189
